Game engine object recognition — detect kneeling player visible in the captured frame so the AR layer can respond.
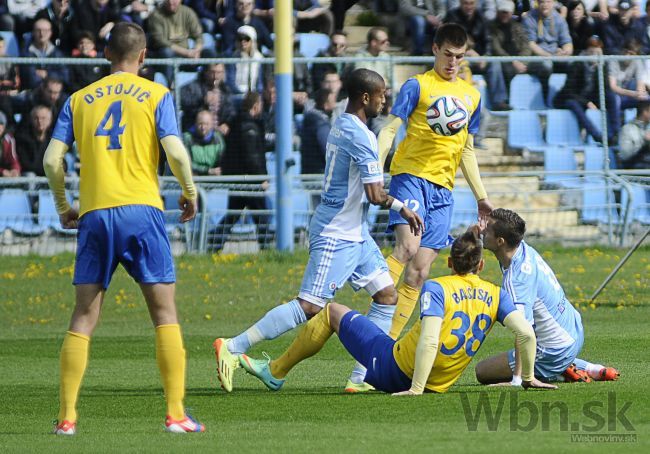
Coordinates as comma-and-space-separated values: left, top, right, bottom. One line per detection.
241, 228, 556, 394
475, 209, 619, 385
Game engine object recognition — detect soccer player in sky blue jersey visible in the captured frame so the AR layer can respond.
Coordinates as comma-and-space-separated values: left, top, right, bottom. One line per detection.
213, 69, 424, 393
475, 209, 619, 384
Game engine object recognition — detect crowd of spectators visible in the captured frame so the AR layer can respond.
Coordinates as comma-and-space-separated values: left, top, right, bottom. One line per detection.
0, 0, 649, 180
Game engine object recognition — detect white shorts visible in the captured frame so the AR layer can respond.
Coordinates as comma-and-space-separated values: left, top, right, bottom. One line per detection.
298, 234, 392, 307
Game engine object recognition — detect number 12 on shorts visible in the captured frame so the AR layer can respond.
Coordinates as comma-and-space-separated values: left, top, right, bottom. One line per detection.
95, 100, 125, 150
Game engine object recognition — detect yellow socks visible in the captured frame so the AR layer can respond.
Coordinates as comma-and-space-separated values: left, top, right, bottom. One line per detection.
58, 331, 90, 422
386, 254, 405, 285
271, 306, 334, 379
389, 282, 421, 339
155, 324, 186, 421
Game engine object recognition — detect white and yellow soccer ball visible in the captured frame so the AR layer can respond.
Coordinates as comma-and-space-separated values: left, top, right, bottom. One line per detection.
426, 95, 469, 136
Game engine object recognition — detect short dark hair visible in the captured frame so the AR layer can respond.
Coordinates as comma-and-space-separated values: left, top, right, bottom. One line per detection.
241, 91, 261, 112
490, 208, 526, 248
106, 22, 146, 62
450, 228, 483, 274
314, 88, 332, 110
637, 100, 650, 115
345, 68, 384, 101
77, 30, 96, 45
367, 27, 386, 43
434, 23, 468, 48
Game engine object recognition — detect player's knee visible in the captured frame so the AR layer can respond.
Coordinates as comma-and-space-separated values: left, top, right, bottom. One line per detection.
298, 299, 322, 319
394, 241, 419, 262
474, 361, 489, 384
373, 286, 398, 306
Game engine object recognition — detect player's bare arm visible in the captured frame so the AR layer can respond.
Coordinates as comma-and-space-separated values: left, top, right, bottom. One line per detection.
364, 181, 424, 235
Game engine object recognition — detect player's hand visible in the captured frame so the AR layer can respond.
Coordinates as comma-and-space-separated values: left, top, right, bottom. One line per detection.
392, 389, 421, 396
522, 378, 558, 390
178, 195, 197, 223
59, 207, 79, 229
477, 198, 493, 230
400, 206, 424, 236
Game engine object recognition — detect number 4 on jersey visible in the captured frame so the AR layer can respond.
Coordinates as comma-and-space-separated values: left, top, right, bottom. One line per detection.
95, 100, 125, 150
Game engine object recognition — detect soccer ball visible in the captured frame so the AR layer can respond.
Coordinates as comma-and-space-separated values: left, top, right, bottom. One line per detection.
426, 96, 469, 136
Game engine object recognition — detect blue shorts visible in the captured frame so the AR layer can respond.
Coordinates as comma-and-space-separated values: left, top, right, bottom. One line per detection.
299, 234, 392, 307
338, 311, 412, 393
387, 174, 454, 250
74, 205, 175, 289
507, 332, 585, 380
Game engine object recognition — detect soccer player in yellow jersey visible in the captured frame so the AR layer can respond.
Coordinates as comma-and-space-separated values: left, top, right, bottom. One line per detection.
363, 24, 495, 388
241, 227, 557, 393
43, 22, 204, 434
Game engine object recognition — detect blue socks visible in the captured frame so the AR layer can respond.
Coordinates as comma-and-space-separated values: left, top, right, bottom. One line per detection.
228, 299, 307, 355
349, 302, 396, 384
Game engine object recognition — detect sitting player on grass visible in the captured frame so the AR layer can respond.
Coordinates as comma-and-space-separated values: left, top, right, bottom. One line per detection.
475, 209, 619, 385
237, 227, 557, 394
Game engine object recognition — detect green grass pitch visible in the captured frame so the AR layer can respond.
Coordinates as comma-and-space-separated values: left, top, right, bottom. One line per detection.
1, 246, 649, 453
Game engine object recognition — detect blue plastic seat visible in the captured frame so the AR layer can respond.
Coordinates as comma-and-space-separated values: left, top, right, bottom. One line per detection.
202, 32, 216, 50
266, 189, 312, 232
510, 75, 546, 110
583, 146, 607, 172
176, 71, 197, 89
204, 188, 229, 228
0, 189, 45, 235
624, 108, 637, 123
162, 190, 184, 235
543, 147, 581, 187
153, 72, 168, 87
450, 189, 478, 230
547, 73, 567, 107
0, 31, 19, 57
507, 111, 545, 150
623, 184, 650, 224
585, 109, 603, 145
546, 109, 584, 147
37, 190, 77, 235
580, 179, 620, 224
299, 33, 330, 58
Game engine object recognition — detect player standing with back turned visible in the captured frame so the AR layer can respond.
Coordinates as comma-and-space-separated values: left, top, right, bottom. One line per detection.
44, 22, 204, 435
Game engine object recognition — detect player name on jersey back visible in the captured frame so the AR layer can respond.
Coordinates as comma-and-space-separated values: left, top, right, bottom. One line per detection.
81, 82, 152, 105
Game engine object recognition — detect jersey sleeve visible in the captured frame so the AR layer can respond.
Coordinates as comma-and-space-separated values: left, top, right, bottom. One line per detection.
496, 286, 517, 325
468, 98, 481, 135
51, 97, 75, 147
503, 269, 535, 324
390, 78, 420, 121
350, 128, 383, 184
155, 91, 180, 139
419, 281, 445, 319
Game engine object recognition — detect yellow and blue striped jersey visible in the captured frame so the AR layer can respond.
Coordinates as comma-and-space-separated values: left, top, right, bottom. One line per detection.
389, 69, 481, 190
393, 274, 515, 393
52, 72, 179, 217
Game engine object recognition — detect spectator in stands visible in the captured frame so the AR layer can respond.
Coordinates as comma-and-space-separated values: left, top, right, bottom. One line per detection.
608, 39, 650, 138
554, 35, 613, 143
489, 0, 532, 97
184, 110, 226, 176
221, 0, 273, 55
72, 0, 120, 51
34, 0, 74, 54
0, 111, 19, 177
8, 0, 47, 34
352, 27, 391, 86
292, 36, 312, 113
300, 88, 335, 174
189, 0, 233, 34
0, 34, 19, 123
225, 25, 264, 94
120, 0, 158, 26
618, 100, 650, 169
311, 30, 349, 89
446, 0, 510, 110
523, 0, 573, 102
15, 104, 52, 176
582, 0, 608, 20
261, 75, 276, 149
147, 0, 215, 86
218, 92, 270, 249
180, 63, 236, 134
599, 0, 643, 55
22, 76, 66, 121
637, 1, 650, 54
253, 0, 333, 35
69, 32, 108, 93
399, 0, 445, 56
21, 18, 68, 90
567, 1, 596, 55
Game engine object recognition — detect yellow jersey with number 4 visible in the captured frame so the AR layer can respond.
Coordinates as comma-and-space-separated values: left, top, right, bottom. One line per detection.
51, 72, 179, 217
393, 274, 514, 393
389, 69, 481, 190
